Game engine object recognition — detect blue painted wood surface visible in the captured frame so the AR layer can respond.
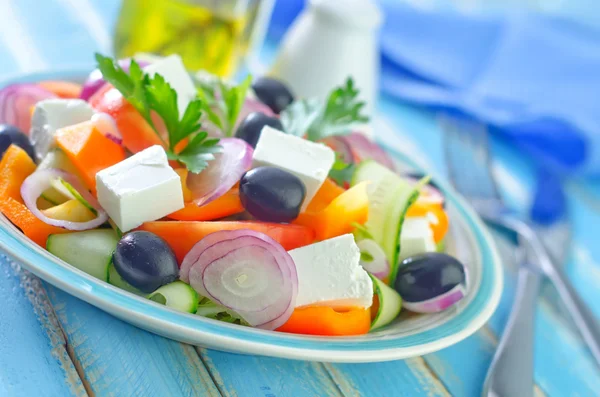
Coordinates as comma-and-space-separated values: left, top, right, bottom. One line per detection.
1, 0, 600, 396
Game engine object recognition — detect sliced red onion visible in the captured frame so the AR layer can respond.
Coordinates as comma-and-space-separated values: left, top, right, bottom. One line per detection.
357, 239, 389, 280
235, 97, 275, 131
321, 136, 354, 163
91, 112, 123, 144
187, 138, 253, 206
0, 84, 57, 133
20, 168, 108, 230
180, 229, 251, 283
186, 229, 297, 330
80, 59, 150, 101
343, 132, 396, 170
402, 284, 466, 313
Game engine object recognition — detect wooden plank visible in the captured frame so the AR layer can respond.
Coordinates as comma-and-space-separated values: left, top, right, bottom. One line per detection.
0, 256, 86, 397
46, 286, 221, 397
324, 358, 450, 397
198, 349, 342, 397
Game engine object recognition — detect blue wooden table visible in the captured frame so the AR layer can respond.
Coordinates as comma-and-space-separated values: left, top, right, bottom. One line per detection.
1, 1, 600, 396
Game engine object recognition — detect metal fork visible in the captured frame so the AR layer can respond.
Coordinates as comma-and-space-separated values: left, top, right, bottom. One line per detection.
441, 116, 600, 397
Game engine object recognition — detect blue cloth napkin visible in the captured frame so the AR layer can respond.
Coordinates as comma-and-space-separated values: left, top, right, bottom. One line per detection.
379, 4, 600, 179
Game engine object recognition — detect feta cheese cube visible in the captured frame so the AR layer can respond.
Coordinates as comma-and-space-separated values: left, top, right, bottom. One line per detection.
30, 99, 95, 161
399, 217, 437, 261
252, 126, 335, 210
143, 55, 197, 116
289, 234, 373, 308
96, 146, 184, 232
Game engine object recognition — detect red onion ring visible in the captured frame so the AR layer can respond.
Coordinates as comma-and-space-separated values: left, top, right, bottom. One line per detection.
91, 112, 123, 145
403, 283, 466, 313
21, 168, 108, 230
187, 138, 253, 206
0, 84, 57, 134
186, 229, 297, 330
357, 239, 390, 280
343, 132, 396, 170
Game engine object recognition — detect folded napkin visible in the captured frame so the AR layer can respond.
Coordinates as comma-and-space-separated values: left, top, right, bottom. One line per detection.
380, 3, 600, 179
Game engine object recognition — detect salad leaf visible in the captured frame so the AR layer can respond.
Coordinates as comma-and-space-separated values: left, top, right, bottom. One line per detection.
195, 74, 252, 137
196, 297, 248, 325
280, 77, 369, 141
95, 53, 221, 173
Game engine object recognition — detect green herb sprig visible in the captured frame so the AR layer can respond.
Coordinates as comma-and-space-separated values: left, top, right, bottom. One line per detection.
95, 54, 221, 173
280, 77, 369, 141
195, 74, 252, 137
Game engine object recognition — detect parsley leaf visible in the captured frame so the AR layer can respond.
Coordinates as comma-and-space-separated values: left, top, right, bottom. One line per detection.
280, 77, 369, 141
95, 53, 221, 173
328, 154, 356, 186
195, 74, 252, 137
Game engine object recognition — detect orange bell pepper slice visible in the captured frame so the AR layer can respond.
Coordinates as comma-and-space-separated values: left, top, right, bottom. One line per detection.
305, 178, 345, 213
406, 201, 449, 243
38, 81, 82, 99
0, 145, 69, 246
55, 121, 126, 194
295, 182, 368, 241
277, 306, 371, 336
167, 188, 244, 221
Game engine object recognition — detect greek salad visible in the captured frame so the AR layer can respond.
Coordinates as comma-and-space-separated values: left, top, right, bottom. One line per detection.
0, 54, 466, 336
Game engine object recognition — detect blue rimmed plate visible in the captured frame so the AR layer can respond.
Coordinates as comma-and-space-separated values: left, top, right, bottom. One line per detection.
0, 70, 502, 363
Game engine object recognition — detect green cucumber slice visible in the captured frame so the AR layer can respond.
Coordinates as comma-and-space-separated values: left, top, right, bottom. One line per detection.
51, 177, 97, 215
436, 238, 446, 253
370, 274, 402, 330
47, 229, 117, 280
38, 149, 81, 176
147, 281, 199, 313
352, 160, 424, 283
107, 262, 144, 295
40, 189, 66, 206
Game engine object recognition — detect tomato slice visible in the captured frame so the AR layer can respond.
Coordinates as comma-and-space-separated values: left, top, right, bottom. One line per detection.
277, 306, 371, 336
89, 84, 164, 154
139, 221, 315, 264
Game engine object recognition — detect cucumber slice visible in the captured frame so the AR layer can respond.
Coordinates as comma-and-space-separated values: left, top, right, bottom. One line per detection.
147, 281, 199, 313
47, 229, 117, 280
370, 274, 402, 330
40, 188, 68, 206
107, 262, 144, 295
51, 177, 97, 215
38, 149, 81, 176
352, 161, 423, 284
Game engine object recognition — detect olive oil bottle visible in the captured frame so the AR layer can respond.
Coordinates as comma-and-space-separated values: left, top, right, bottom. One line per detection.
114, 0, 273, 77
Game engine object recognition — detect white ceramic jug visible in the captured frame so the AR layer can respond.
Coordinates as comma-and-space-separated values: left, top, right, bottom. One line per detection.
270, 0, 383, 117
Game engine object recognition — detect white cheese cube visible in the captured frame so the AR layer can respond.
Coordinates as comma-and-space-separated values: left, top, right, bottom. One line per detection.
252, 126, 335, 211
96, 146, 184, 232
289, 234, 373, 308
30, 99, 95, 161
399, 217, 437, 261
143, 54, 196, 116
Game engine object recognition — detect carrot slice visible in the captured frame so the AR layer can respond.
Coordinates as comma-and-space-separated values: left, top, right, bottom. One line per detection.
139, 221, 315, 264
277, 306, 371, 336
55, 121, 126, 193
0, 145, 69, 246
167, 188, 244, 221
38, 81, 82, 99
